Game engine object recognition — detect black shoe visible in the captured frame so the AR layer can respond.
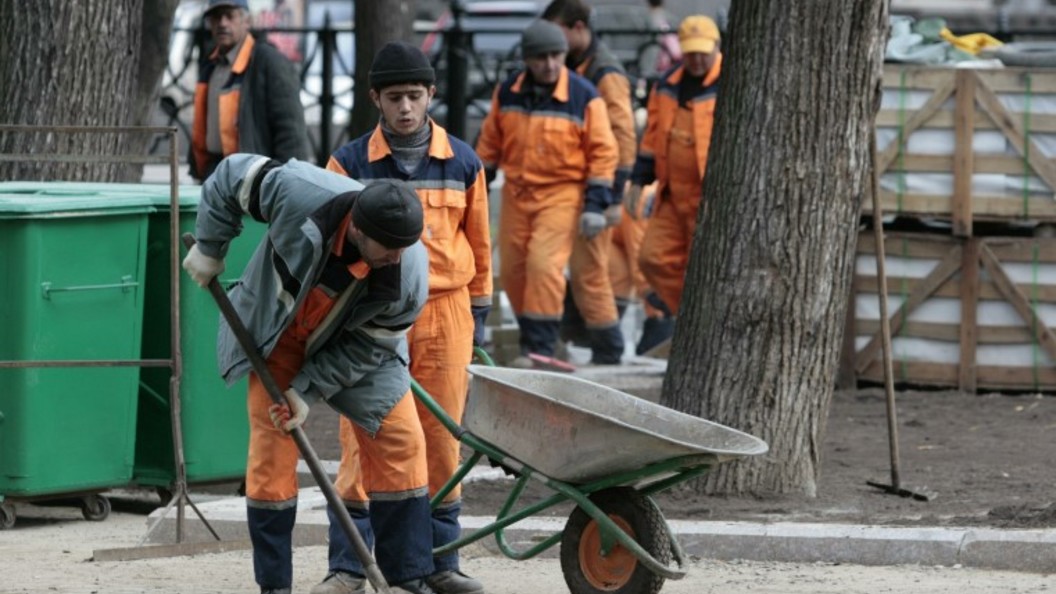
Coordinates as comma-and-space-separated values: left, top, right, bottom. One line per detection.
391, 578, 437, 594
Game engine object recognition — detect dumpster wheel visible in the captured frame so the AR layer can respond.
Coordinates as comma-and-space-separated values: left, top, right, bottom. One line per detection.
0, 502, 14, 530
560, 487, 670, 594
80, 494, 110, 522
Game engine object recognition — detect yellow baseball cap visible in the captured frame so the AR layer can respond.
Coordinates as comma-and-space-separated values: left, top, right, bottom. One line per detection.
678, 15, 720, 55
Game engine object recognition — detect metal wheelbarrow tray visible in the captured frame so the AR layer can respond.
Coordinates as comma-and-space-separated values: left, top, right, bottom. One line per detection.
412, 359, 768, 594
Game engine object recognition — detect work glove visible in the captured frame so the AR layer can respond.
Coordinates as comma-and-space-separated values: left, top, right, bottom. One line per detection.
471, 304, 491, 346
623, 184, 644, 220
603, 203, 623, 227
579, 211, 607, 239
182, 244, 225, 288
268, 388, 309, 433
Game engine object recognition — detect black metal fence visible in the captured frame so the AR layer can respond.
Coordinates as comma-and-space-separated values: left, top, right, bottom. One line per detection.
151, 20, 680, 166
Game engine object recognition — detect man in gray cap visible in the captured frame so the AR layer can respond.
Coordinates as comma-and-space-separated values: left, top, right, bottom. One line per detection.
476, 20, 618, 368
188, 0, 309, 182
182, 154, 435, 594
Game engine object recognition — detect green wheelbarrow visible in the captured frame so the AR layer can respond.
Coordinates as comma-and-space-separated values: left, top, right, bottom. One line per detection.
410, 352, 768, 594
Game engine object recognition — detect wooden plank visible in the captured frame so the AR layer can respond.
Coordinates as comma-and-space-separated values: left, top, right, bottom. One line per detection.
980, 243, 1056, 364
975, 77, 1056, 194
877, 77, 958, 174
870, 190, 1056, 220
984, 238, 1056, 263
856, 274, 1056, 303
857, 232, 959, 258
952, 70, 976, 237
881, 67, 956, 91
877, 110, 1056, 133
854, 244, 963, 374
858, 359, 959, 386
975, 154, 1056, 175
855, 318, 1038, 344
959, 238, 980, 392
974, 68, 1056, 94
872, 153, 1056, 175
976, 365, 1056, 391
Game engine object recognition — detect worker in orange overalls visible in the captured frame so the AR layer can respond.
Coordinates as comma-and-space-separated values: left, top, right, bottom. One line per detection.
182, 155, 434, 594
476, 19, 618, 367
543, 0, 636, 365
627, 15, 722, 316
317, 41, 492, 594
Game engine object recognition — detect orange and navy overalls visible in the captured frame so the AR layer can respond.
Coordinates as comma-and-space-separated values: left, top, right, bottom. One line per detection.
631, 55, 723, 314
476, 66, 618, 357
325, 120, 492, 575
192, 155, 433, 590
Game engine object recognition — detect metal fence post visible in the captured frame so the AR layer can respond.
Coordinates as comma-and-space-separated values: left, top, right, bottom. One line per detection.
446, 0, 469, 140
319, 12, 335, 163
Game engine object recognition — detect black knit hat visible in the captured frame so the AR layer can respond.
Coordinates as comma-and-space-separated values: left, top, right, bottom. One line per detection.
351, 179, 423, 249
369, 41, 436, 90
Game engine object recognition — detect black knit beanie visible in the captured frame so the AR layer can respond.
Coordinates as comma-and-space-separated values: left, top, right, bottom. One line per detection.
351, 179, 424, 249
369, 41, 436, 90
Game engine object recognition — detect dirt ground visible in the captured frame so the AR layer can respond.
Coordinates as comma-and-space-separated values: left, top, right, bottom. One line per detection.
296, 375, 1056, 530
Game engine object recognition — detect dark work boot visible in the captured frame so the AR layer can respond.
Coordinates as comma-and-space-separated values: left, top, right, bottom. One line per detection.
589, 324, 625, 365
426, 570, 484, 594
636, 316, 674, 356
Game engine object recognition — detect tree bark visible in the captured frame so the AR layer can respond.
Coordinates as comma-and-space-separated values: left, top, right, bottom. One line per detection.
660, 0, 889, 496
0, 0, 163, 181
351, 0, 417, 139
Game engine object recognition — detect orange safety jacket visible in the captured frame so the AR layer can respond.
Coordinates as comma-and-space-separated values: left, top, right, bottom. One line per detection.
327, 121, 492, 306
476, 66, 618, 213
630, 55, 723, 198
191, 35, 256, 176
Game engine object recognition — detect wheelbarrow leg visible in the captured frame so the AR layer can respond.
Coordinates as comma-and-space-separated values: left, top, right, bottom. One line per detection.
181, 234, 391, 594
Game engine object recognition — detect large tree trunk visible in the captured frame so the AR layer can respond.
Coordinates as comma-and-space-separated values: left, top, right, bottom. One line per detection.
350, 0, 417, 139
0, 0, 158, 181
660, 0, 889, 496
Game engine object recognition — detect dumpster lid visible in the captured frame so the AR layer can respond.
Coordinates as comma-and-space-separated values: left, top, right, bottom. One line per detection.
0, 182, 186, 217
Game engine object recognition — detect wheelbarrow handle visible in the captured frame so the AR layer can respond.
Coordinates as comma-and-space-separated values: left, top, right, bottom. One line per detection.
180, 233, 392, 594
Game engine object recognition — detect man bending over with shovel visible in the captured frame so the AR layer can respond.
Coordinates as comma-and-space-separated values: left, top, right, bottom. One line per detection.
182, 154, 436, 594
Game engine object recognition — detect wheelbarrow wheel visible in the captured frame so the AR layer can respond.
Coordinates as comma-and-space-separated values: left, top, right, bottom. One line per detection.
560, 487, 670, 594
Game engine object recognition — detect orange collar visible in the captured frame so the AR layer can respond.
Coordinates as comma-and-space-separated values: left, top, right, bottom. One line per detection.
511, 66, 570, 103
332, 213, 373, 280
209, 33, 255, 74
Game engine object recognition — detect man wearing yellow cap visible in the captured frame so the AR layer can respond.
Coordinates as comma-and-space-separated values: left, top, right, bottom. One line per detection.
625, 15, 722, 318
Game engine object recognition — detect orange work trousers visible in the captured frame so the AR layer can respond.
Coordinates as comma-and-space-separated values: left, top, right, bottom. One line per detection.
247, 327, 427, 505
498, 180, 580, 321
336, 287, 473, 503
568, 226, 619, 328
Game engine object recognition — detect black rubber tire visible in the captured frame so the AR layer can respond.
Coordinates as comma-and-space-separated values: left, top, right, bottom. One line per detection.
81, 494, 111, 522
560, 487, 671, 594
0, 503, 15, 530
995, 42, 1056, 68
155, 486, 174, 507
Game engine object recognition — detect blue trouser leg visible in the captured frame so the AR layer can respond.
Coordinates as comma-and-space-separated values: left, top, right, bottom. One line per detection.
326, 505, 375, 576
518, 317, 560, 357
247, 505, 297, 590
372, 495, 435, 583
432, 502, 462, 573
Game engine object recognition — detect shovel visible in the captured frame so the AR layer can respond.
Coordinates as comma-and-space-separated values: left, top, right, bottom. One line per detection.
863, 137, 934, 503
181, 234, 392, 593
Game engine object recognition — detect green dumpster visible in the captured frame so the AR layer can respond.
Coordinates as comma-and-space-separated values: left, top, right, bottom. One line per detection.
0, 184, 154, 528
134, 185, 266, 492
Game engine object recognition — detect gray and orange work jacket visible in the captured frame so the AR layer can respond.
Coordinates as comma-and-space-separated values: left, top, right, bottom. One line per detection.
193, 154, 429, 433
